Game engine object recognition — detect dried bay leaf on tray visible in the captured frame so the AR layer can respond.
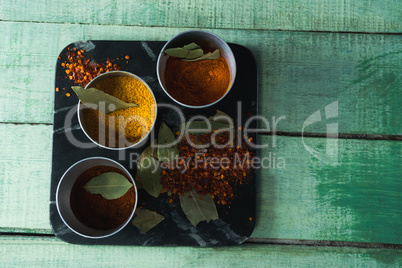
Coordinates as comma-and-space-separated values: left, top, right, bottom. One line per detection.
83, 172, 133, 200
180, 189, 218, 227
209, 110, 234, 125
139, 139, 158, 163
132, 208, 165, 233
157, 122, 179, 162
183, 120, 233, 135
135, 139, 158, 189
180, 110, 234, 135
139, 156, 162, 198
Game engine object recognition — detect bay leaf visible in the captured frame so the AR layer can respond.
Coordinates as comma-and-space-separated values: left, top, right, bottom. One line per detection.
150, 138, 159, 159
183, 49, 220, 62
135, 139, 158, 189
138, 139, 158, 165
157, 122, 179, 162
134, 171, 144, 190
83, 172, 133, 200
209, 110, 234, 125
182, 42, 201, 50
179, 189, 219, 227
132, 208, 165, 233
164, 42, 202, 59
163, 47, 189, 58
186, 49, 204, 60
139, 156, 162, 198
184, 120, 233, 135
72, 86, 138, 114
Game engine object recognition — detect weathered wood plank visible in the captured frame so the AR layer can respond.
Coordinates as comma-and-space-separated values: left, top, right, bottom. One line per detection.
254, 136, 402, 244
0, 0, 401, 33
1, 124, 400, 244
0, 124, 52, 230
1, 22, 401, 135
0, 236, 400, 267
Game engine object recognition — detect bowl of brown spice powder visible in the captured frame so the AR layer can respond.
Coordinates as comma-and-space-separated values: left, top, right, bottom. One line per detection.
77, 71, 157, 149
56, 157, 138, 239
157, 30, 236, 108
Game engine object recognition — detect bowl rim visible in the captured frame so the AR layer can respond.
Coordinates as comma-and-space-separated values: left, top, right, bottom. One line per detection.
77, 70, 158, 150
156, 30, 237, 109
55, 156, 138, 239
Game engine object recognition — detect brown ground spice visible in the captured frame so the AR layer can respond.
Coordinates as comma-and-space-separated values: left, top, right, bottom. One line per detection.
164, 56, 230, 106
70, 166, 135, 230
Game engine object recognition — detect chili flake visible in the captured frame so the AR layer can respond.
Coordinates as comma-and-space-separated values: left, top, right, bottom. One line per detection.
61, 47, 121, 87
160, 131, 253, 205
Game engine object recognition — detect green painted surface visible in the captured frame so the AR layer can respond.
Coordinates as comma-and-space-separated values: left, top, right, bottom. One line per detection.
0, 124, 52, 230
0, 236, 400, 267
0, 124, 400, 244
254, 136, 402, 244
1, 22, 401, 135
0, 1, 401, 262
0, 0, 401, 33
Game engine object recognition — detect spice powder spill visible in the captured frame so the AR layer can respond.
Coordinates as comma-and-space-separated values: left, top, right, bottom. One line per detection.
84, 76, 156, 148
70, 166, 135, 230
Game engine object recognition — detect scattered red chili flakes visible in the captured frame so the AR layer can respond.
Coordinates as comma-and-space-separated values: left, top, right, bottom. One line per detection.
249, 217, 253, 221
161, 131, 253, 205
55, 87, 59, 92
66, 93, 71, 97
61, 47, 121, 87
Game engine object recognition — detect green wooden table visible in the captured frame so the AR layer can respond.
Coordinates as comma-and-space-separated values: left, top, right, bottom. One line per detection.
0, 0, 401, 266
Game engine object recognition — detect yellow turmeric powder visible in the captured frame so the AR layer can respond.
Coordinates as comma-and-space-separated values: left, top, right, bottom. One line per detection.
84, 76, 156, 148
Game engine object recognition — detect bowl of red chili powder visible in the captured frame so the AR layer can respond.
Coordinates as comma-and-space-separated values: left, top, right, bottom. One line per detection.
56, 157, 138, 239
157, 30, 236, 108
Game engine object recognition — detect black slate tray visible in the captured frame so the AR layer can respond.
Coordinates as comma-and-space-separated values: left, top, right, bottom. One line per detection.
50, 40, 258, 246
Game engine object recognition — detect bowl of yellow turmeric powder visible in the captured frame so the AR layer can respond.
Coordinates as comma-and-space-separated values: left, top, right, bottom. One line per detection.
157, 30, 236, 108
77, 71, 157, 149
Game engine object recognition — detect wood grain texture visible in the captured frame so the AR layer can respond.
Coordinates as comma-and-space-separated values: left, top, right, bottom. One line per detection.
1, 22, 401, 135
0, 124, 52, 231
0, 236, 401, 267
0, 0, 401, 33
254, 136, 402, 244
0, 124, 400, 244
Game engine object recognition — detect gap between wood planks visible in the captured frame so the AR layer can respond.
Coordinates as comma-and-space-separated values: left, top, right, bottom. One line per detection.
259, 131, 402, 141
0, 231, 401, 249
1, 122, 401, 141
247, 238, 402, 249
0, 122, 53, 126
0, 19, 401, 35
